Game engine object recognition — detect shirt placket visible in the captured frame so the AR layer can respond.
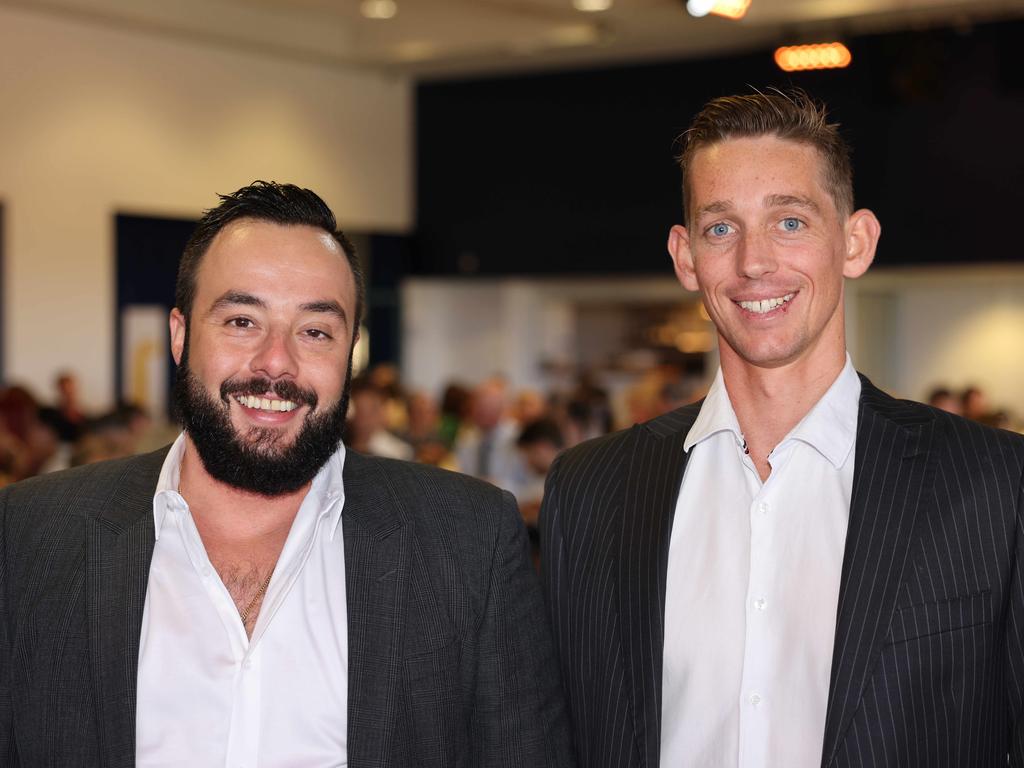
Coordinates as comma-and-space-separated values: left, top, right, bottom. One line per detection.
737, 453, 775, 766
225, 646, 262, 768
174, 500, 264, 768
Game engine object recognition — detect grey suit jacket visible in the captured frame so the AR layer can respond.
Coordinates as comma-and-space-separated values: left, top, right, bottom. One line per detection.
541, 377, 1024, 767
0, 447, 574, 767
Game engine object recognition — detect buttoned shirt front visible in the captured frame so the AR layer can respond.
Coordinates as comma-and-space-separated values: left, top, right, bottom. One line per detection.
660, 356, 860, 768
136, 434, 349, 768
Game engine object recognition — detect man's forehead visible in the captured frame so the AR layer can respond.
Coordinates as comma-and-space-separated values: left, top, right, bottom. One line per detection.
206, 218, 344, 258
688, 136, 832, 206
195, 220, 356, 313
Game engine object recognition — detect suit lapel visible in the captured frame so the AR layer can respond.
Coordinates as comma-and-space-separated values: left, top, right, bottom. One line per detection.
85, 448, 166, 768
821, 379, 936, 767
343, 452, 409, 767
618, 405, 699, 767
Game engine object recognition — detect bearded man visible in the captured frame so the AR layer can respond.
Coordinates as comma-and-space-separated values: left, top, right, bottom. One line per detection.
0, 182, 572, 767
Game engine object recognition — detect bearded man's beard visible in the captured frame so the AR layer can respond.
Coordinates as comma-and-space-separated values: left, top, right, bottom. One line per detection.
172, 348, 352, 496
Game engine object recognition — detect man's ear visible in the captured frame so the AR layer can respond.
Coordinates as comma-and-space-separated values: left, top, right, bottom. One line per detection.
169, 308, 186, 365
668, 224, 700, 291
842, 209, 881, 279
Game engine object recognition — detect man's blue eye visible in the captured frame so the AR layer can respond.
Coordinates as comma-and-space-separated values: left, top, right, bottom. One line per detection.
711, 223, 730, 236
781, 218, 801, 231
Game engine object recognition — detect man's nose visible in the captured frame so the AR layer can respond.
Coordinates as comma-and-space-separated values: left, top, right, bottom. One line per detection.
250, 329, 298, 380
736, 230, 778, 280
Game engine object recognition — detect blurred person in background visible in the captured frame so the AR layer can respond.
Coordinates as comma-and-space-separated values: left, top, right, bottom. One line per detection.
513, 388, 548, 426
962, 385, 990, 421
561, 374, 612, 446
542, 89, 1024, 767
38, 370, 88, 444
366, 362, 408, 434
516, 418, 565, 568
69, 402, 155, 467
0, 384, 58, 479
455, 376, 528, 499
438, 381, 471, 448
401, 389, 456, 468
344, 375, 413, 460
0, 429, 20, 489
927, 386, 962, 416
0, 181, 571, 766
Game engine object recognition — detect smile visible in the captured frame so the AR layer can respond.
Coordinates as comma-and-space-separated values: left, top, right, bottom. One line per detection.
235, 395, 300, 412
737, 293, 795, 314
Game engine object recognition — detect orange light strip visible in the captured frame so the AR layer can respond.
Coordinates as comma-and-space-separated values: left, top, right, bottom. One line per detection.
709, 0, 751, 19
774, 42, 852, 71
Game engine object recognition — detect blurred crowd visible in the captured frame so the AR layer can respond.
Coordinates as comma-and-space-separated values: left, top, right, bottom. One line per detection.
4, 366, 1018, 561
0, 372, 173, 489
342, 363, 705, 562
927, 384, 1018, 430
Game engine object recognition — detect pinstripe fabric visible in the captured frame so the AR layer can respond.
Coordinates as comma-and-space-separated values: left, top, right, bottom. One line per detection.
1, 447, 573, 767
541, 377, 1024, 767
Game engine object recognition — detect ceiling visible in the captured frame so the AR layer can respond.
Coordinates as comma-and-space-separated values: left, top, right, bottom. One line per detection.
4, 0, 1023, 78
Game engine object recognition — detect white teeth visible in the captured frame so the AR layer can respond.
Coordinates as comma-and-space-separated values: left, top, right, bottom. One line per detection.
739, 293, 795, 314
236, 395, 298, 412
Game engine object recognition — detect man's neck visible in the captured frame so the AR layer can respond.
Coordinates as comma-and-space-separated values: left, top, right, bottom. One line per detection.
178, 437, 308, 554
720, 345, 848, 481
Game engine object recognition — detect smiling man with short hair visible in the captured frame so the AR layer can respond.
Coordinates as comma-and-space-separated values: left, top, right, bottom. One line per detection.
1, 181, 573, 767
541, 90, 1024, 768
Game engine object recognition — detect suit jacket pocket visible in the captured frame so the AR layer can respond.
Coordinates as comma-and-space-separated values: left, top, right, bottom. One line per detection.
887, 590, 992, 644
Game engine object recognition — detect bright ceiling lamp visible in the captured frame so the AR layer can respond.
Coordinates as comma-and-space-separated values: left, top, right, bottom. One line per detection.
361, 0, 397, 19
774, 42, 852, 71
686, 0, 751, 20
573, 0, 613, 10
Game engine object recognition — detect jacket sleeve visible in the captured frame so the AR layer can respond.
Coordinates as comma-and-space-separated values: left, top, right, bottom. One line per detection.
1008, 459, 1024, 766
538, 456, 571, 713
0, 488, 18, 765
471, 486, 576, 767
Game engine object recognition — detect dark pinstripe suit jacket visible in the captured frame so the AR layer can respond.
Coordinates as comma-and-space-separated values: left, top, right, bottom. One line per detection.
541, 377, 1024, 767
0, 447, 574, 767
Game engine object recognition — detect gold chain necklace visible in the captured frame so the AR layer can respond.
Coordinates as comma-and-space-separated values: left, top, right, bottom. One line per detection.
239, 570, 273, 625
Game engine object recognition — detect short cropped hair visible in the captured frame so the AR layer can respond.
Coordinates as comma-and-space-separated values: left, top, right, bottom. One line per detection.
175, 181, 364, 330
677, 89, 854, 223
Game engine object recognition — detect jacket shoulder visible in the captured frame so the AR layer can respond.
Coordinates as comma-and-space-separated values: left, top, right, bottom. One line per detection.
1, 447, 169, 529
353, 452, 510, 508
861, 378, 1024, 472
555, 426, 637, 478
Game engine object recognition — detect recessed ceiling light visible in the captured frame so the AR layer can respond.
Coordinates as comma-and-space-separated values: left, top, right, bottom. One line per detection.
573, 0, 612, 11
361, 0, 397, 20
687, 0, 750, 19
685, 0, 715, 17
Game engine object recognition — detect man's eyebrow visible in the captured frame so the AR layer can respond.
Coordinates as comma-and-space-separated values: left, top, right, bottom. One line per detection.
695, 200, 733, 218
208, 290, 266, 314
300, 300, 349, 327
764, 194, 820, 213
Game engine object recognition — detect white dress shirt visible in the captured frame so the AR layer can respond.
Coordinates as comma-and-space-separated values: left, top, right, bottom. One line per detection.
137, 434, 349, 768
661, 356, 860, 768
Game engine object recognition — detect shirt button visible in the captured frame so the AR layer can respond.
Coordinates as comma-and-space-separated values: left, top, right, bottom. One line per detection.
754, 597, 767, 611
243, 659, 253, 670
749, 693, 762, 706
758, 502, 769, 515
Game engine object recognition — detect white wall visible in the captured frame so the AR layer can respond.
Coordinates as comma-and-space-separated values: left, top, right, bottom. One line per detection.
401, 276, 698, 397
0, 6, 411, 409
850, 266, 1024, 417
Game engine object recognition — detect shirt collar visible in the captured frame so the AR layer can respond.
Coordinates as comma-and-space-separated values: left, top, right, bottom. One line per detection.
152, 433, 347, 541
683, 353, 861, 470
684, 367, 745, 453
785, 354, 860, 469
